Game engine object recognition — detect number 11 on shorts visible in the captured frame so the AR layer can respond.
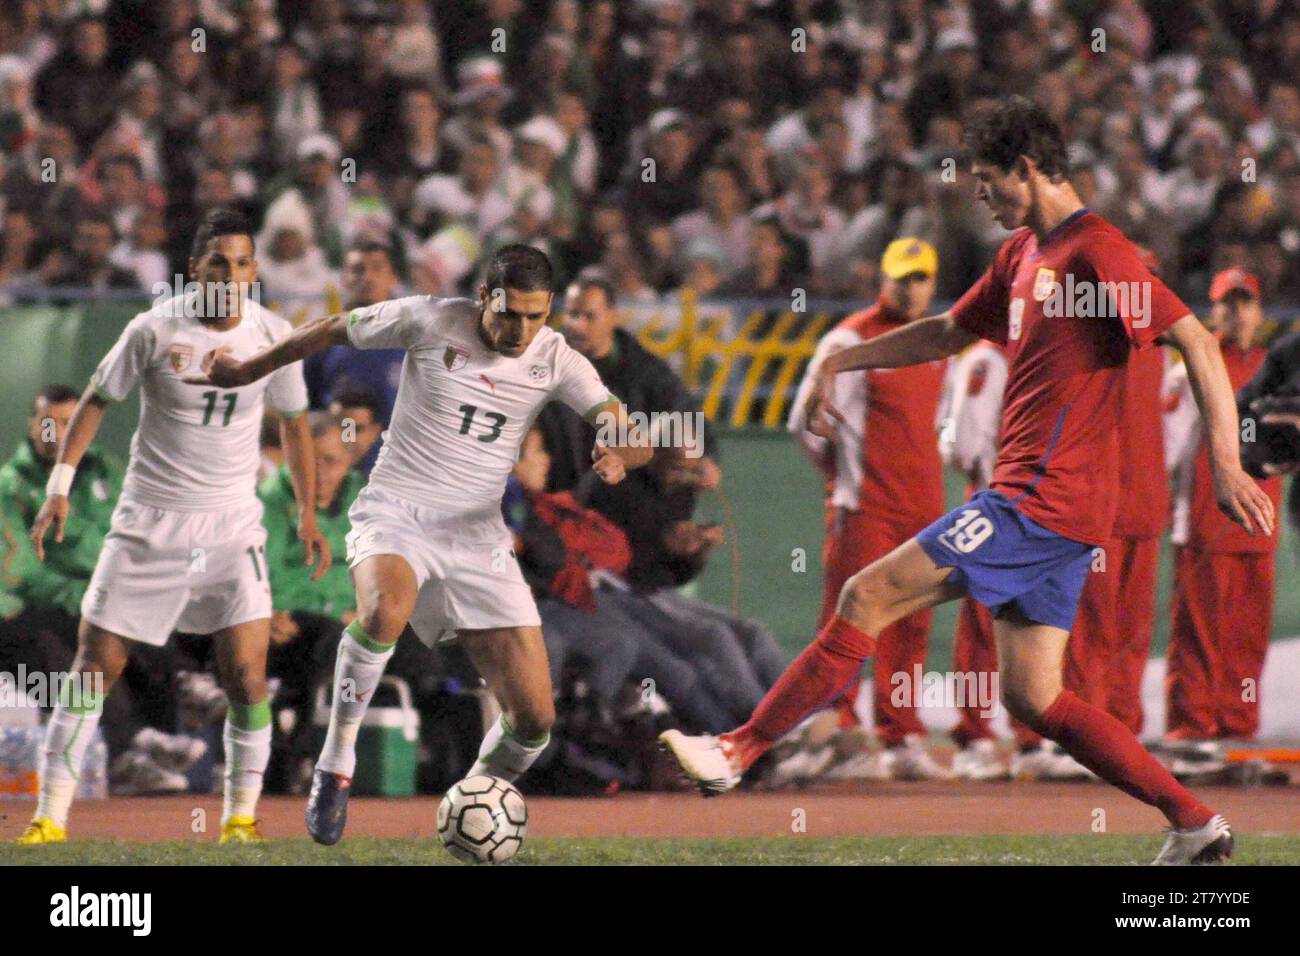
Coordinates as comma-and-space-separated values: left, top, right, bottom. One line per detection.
939, 508, 994, 554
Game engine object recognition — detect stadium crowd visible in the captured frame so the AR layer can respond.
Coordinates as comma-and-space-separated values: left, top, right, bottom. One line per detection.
1, 0, 1299, 311
3, 0, 1299, 794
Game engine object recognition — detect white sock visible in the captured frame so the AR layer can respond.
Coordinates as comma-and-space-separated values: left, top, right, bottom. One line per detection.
36, 691, 105, 829
317, 626, 394, 777
222, 712, 271, 824
469, 715, 550, 782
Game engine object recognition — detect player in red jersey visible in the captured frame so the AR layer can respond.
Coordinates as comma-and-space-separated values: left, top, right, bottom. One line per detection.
661, 97, 1273, 865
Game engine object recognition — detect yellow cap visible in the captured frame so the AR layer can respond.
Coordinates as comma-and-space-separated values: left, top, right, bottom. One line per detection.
880, 238, 938, 280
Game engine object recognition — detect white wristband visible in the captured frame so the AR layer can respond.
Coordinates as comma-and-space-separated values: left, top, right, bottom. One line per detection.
46, 463, 75, 497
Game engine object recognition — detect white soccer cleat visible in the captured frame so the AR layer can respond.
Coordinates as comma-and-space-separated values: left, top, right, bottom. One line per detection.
109, 751, 190, 796
658, 730, 742, 796
890, 735, 954, 781
132, 727, 207, 773
1011, 741, 1072, 780
1152, 814, 1234, 866
1044, 746, 1097, 781
952, 739, 1009, 781
822, 749, 895, 781
761, 743, 834, 789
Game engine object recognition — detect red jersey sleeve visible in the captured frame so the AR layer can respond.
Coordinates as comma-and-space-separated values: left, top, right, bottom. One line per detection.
1084, 230, 1192, 350
950, 229, 1031, 344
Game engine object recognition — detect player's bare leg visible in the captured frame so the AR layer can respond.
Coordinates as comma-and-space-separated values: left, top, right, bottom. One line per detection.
307, 553, 416, 845
993, 609, 1232, 865
459, 625, 555, 781
661, 538, 964, 794
211, 618, 273, 844
18, 622, 129, 844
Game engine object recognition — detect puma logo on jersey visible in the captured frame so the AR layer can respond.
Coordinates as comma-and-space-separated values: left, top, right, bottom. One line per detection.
479, 373, 496, 394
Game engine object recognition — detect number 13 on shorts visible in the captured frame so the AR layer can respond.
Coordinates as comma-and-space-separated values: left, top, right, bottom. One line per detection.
939, 507, 995, 554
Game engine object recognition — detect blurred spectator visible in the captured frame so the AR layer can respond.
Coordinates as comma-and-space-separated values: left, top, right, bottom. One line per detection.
750, 160, 846, 293
0, 384, 121, 622
539, 272, 719, 495
328, 390, 385, 474
34, 15, 116, 146
110, 205, 169, 290
413, 134, 513, 241
41, 209, 141, 294
261, 133, 350, 266
303, 240, 402, 471
254, 188, 337, 314
441, 56, 514, 166
618, 109, 700, 225
671, 165, 752, 281
720, 218, 799, 298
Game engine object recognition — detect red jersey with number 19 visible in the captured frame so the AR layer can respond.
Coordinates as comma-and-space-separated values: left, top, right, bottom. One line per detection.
949, 211, 1191, 545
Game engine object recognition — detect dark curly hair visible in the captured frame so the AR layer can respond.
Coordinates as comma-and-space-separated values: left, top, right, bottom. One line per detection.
962, 95, 1070, 180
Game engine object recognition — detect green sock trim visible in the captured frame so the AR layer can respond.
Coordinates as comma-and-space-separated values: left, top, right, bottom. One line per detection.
228, 699, 272, 731
501, 714, 549, 749
59, 680, 103, 716
345, 619, 394, 655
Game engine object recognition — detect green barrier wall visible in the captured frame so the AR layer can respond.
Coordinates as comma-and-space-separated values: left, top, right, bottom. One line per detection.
0, 302, 143, 462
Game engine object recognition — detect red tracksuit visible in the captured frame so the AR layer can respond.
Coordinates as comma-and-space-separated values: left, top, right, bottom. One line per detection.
1166, 340, 1280, 740
792, 299, 945, 745
1065, 345, 1168, 734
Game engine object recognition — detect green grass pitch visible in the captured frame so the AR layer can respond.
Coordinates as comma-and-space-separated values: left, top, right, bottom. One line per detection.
4, 835, 1300, 866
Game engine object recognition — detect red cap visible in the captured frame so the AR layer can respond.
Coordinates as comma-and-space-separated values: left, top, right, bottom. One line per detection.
1209, 268, 1261, 303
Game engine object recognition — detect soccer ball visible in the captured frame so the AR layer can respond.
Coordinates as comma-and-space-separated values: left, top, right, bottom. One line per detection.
437, 774, 528, 864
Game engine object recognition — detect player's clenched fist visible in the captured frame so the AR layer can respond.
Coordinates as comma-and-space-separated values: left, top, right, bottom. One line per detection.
805, 369, 844, 439
592, 441, 626, 484
183, 346, 256, 387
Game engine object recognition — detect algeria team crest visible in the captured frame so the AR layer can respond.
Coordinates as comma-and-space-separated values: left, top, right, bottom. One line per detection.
443, 344, 469, 371
169, 344, 193, 373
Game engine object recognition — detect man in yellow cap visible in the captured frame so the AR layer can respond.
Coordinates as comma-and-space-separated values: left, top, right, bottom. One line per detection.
786, 237, 951, 779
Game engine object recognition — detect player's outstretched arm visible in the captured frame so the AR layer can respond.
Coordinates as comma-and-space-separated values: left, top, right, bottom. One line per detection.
184, 312, 352, 388
588, 401, 654, 484
1162, 313, 1275, 536
29, 383, 110, 560
807, 311, 976, 436
279, 413, 332, 582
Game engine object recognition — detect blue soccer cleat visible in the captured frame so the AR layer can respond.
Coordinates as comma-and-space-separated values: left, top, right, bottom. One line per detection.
306, 769, 352, 846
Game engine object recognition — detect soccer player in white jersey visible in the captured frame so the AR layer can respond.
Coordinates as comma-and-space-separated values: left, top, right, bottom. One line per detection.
20, 209, 330, 846
188, 244, 652, 845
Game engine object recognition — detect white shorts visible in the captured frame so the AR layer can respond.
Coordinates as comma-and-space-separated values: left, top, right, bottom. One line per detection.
81, 495, 272, 646
345, 485, 541, 647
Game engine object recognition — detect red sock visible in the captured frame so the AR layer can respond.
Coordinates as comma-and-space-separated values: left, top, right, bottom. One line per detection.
722, 616, 876, 770
1039, 691, 1213, 830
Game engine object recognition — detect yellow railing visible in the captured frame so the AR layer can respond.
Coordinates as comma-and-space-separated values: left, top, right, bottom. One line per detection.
635, 289, 839, 429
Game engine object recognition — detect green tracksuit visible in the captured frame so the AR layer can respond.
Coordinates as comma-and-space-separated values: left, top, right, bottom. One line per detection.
258, 464, 365, 619
0, 440, 123, 616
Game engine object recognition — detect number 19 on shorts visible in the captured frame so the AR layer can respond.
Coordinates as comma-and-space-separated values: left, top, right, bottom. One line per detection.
939, 508, 994, 554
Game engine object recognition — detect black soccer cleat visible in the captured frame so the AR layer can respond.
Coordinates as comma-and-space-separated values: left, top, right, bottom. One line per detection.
306, 769, 352, 846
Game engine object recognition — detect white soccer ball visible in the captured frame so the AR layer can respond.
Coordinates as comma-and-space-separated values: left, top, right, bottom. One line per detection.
437, 774, 528, 864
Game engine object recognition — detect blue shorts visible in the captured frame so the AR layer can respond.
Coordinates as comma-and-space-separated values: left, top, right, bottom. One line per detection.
916, 489, 1094, 632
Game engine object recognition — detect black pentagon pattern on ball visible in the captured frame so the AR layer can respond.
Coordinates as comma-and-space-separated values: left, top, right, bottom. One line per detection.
437, 774, 528, 864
